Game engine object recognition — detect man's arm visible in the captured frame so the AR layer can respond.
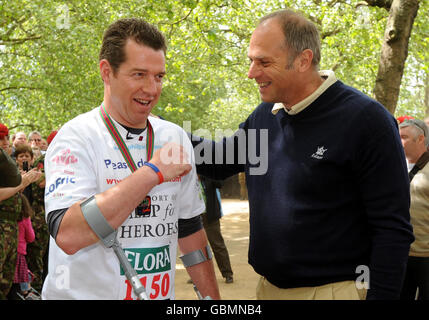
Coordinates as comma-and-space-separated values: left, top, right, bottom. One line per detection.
189, 128, 246, 180
0, 148, 21, 188
55, 142, 192, 255
0, 169, 43, 202
178, 228, 221, 300
0, 186, 23, 202
355, 112, 414, 299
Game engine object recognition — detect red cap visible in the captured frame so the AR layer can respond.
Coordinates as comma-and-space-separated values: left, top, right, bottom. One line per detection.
0, 123, 9, 139
396, 115, 414, 124
47, 130, 58, 145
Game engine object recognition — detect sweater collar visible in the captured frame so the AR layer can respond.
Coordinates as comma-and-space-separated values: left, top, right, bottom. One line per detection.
272, 70, 337, 116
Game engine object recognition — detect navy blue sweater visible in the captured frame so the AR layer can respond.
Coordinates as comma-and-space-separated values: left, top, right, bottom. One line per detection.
194, 80, 414, 299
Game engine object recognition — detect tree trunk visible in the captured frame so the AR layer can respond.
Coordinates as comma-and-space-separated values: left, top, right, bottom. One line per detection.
373, 0, 420, 114
425, 71, 429, 116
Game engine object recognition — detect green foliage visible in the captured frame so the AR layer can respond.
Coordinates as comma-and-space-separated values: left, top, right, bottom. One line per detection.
0, 0, 428, 138
395, 0, 429, 118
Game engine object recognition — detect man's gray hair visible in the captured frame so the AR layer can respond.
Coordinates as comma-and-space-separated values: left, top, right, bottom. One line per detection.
259, 9, 321, 69
399, 119, 429, 147
29, 131, 42, 138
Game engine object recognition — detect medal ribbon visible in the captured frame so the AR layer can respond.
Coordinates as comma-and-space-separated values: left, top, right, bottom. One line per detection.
100, 103, 154, 172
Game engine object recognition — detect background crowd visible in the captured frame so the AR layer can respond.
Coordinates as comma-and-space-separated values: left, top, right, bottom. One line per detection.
0, 123, 57, 299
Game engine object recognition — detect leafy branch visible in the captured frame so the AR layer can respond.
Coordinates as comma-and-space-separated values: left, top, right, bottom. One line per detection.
0, 86, 44, 93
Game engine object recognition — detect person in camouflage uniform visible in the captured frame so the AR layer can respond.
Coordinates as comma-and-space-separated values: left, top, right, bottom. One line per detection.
0, 123, 20, 299
26, 154, 49, 292
1, 122, 43, 299
0, 194, 21, 299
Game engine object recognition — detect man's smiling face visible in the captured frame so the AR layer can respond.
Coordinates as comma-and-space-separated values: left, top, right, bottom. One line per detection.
103, 39, 166, 128
247, 19, 301, 108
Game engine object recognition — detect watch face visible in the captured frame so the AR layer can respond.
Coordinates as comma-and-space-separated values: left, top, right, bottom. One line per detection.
135, 195, 151, 217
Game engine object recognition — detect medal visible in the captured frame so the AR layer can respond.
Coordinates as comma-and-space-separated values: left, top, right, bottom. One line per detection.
135, 196, 151, 217
100, 103, 155, 218
100, 103, 154, 171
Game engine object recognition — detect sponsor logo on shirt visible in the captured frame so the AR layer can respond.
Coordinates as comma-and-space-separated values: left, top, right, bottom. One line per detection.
122, 246, 171, 275
45, 176, 76, 196
112, 144, 162, 151
51, 149, 78, 166
113, 144, 146, 151
105, 177, 181, 184
311, 146, 328, 159
50, 192, 65, 198
104, 158, 144, 170
51, 168, 75, 176
106, 178, 122, 185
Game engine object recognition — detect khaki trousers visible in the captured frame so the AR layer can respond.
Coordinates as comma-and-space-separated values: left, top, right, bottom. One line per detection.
256, 277, 367, 300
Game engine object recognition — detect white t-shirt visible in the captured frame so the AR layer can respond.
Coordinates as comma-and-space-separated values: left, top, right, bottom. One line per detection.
42, 106, 204, 300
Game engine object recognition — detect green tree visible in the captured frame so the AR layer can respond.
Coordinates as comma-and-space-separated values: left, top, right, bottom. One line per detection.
1, 0, 428, 138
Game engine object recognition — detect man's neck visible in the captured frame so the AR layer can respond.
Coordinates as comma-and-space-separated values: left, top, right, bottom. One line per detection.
103, 98, 148, 130
407, 149, 427, 165
119, 123, 147, 135
282, 72, 326, 111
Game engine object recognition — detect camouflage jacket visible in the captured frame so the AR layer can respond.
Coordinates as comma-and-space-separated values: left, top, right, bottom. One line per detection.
0, 193, 22, 222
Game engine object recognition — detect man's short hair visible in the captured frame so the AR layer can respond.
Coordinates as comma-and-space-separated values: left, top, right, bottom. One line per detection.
99, 18, 167, 74
399, 118, 429, 146
13, 131, 27, 140
29, 131, 42, 139
259, 9, 321, 69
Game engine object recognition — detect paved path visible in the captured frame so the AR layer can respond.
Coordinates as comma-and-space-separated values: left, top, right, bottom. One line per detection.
174, 199, 260, 300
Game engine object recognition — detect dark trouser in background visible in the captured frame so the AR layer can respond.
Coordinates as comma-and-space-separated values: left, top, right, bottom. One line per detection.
400, 256, 429, 300
0, 221, 17, 300
201, 213, 233, 279
26, 227, 49, 292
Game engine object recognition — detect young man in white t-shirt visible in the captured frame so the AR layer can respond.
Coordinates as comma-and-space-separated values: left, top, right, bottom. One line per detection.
42, 18, 220, 300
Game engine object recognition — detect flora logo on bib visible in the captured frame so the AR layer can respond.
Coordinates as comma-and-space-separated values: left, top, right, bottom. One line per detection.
121, 245, 171, 275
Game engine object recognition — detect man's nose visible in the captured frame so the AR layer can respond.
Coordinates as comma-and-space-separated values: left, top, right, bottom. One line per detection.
142, 76, 159, 96
247, 62, 261, 79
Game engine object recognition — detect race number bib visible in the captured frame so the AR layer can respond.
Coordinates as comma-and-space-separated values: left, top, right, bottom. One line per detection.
121, 245, 172, 300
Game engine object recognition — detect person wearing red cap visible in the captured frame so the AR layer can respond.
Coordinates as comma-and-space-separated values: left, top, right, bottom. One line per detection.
46, 130, 58, 146
0, 123, 7, 135
0, 123, 11, 155
397, 115, 415, 124
0, 123, 20, 188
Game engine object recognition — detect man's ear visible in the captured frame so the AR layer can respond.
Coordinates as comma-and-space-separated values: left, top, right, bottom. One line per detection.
295, 49, 314, 72
99, 59, 112, 84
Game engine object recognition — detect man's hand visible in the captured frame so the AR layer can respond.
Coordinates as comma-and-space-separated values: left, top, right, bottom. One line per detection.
21, 168, 43, 189
150, 142, 192, 182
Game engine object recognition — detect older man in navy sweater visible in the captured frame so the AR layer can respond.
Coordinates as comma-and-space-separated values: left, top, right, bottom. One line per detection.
192, 9, 414, 300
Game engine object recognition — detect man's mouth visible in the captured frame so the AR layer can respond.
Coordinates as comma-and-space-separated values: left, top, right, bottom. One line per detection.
134, 98, 151, 106
258, 82, 270, 88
